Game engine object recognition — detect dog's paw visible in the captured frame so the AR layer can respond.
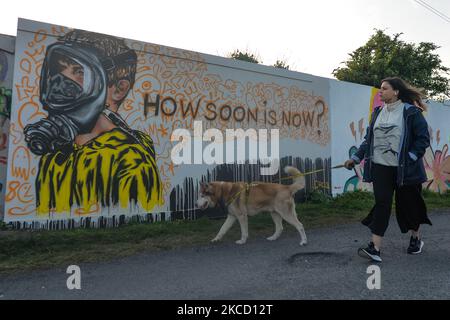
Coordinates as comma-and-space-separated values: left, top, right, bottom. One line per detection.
211, 237, 220, 243
267, 236, 278, 241
235, 239, 247, 245
299, 240, 307, 246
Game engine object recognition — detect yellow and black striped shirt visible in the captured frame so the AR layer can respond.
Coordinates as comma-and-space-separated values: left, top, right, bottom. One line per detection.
36, 128, 163, 215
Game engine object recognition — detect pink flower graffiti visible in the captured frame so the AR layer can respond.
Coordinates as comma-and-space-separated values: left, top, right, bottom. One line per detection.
423, 144, 450, 193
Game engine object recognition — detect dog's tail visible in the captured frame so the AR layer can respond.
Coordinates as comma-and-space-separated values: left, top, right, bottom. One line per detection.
284, 166, 305, 193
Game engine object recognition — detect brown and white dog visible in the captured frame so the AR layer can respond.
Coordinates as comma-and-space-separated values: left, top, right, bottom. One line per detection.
196, 166, 307, 246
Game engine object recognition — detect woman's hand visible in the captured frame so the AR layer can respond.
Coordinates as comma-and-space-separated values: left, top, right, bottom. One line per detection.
344, 159, 355, 170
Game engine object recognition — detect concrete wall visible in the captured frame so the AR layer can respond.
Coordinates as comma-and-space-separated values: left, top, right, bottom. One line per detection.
0, 34, 15, 220
4, 19, 331, 227
329, 80, 377, 195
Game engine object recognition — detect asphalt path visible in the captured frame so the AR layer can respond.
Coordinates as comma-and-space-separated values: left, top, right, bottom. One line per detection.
1, 209, 449, 300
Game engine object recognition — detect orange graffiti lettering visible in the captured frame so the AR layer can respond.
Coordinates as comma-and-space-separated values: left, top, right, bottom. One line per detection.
6, 181, 34, 203
18, 183, 33, 203
51, 26, 66, 36
19, 58, 32, 74
74, 203, 100, 216
9, 123, 23, 144
7, 204, 36, 216
11, 146, 31, 180
33, 29, 48, 44
15, 76, 35, 101
18, 100, 46, 129
167, 162, 175, 176
25, 46, 45, 65
6, 181, 20, 202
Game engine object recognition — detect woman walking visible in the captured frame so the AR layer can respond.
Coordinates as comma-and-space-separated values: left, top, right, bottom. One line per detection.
344, 77, 432, 262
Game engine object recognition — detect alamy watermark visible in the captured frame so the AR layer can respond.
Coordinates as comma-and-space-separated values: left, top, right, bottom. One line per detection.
366, 265, 381, 290
170, 121, 280, 175
66, 265, 81, 290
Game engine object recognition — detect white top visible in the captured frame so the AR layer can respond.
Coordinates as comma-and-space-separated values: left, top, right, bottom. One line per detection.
373, 99, 405, 167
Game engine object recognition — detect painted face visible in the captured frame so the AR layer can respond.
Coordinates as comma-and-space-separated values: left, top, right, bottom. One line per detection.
380, 81, 398, 103
196, 183, 216, 209
57, 57, 85, 87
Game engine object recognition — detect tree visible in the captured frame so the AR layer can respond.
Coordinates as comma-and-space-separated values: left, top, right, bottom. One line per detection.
273, 59, 290, 70
332, 30, 450, 100
228, 49, 261, 64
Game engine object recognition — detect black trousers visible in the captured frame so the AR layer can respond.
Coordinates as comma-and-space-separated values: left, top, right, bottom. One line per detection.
362, 163, 432, 237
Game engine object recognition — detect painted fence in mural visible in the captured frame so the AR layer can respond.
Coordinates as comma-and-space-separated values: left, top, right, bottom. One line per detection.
330, 81, 450, 195
0, 34, 15, 220
4, 19, 331, 228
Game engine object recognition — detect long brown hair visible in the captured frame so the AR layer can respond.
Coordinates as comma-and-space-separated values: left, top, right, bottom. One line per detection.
381, 77, 428, 111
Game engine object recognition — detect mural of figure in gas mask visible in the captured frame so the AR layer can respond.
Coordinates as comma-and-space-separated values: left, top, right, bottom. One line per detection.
23, 30, 163, 215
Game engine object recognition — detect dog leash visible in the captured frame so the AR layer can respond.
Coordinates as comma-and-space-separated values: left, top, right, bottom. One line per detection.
224, 164, 346, 206
225, 182, 260, 207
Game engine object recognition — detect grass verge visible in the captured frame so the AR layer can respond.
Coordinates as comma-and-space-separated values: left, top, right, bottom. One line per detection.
0, 190, 449, 274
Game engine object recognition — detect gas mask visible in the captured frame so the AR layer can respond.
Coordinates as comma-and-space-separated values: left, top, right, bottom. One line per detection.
24, 41, 136, 155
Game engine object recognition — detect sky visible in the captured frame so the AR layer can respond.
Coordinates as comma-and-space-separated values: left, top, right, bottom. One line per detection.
1, 0, 449, 79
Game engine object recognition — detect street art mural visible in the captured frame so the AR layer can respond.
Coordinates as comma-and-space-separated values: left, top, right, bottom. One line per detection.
5, 19, 446, 228
329, 81, 375, 195
0, 34, 15, 220
22, 29, 163, 216
368, 87, 382, 122
5, 19, 331, 228
342, 88, 382, 193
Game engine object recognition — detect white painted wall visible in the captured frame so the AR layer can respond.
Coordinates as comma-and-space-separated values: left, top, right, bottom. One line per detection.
0, 34, 15, 220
